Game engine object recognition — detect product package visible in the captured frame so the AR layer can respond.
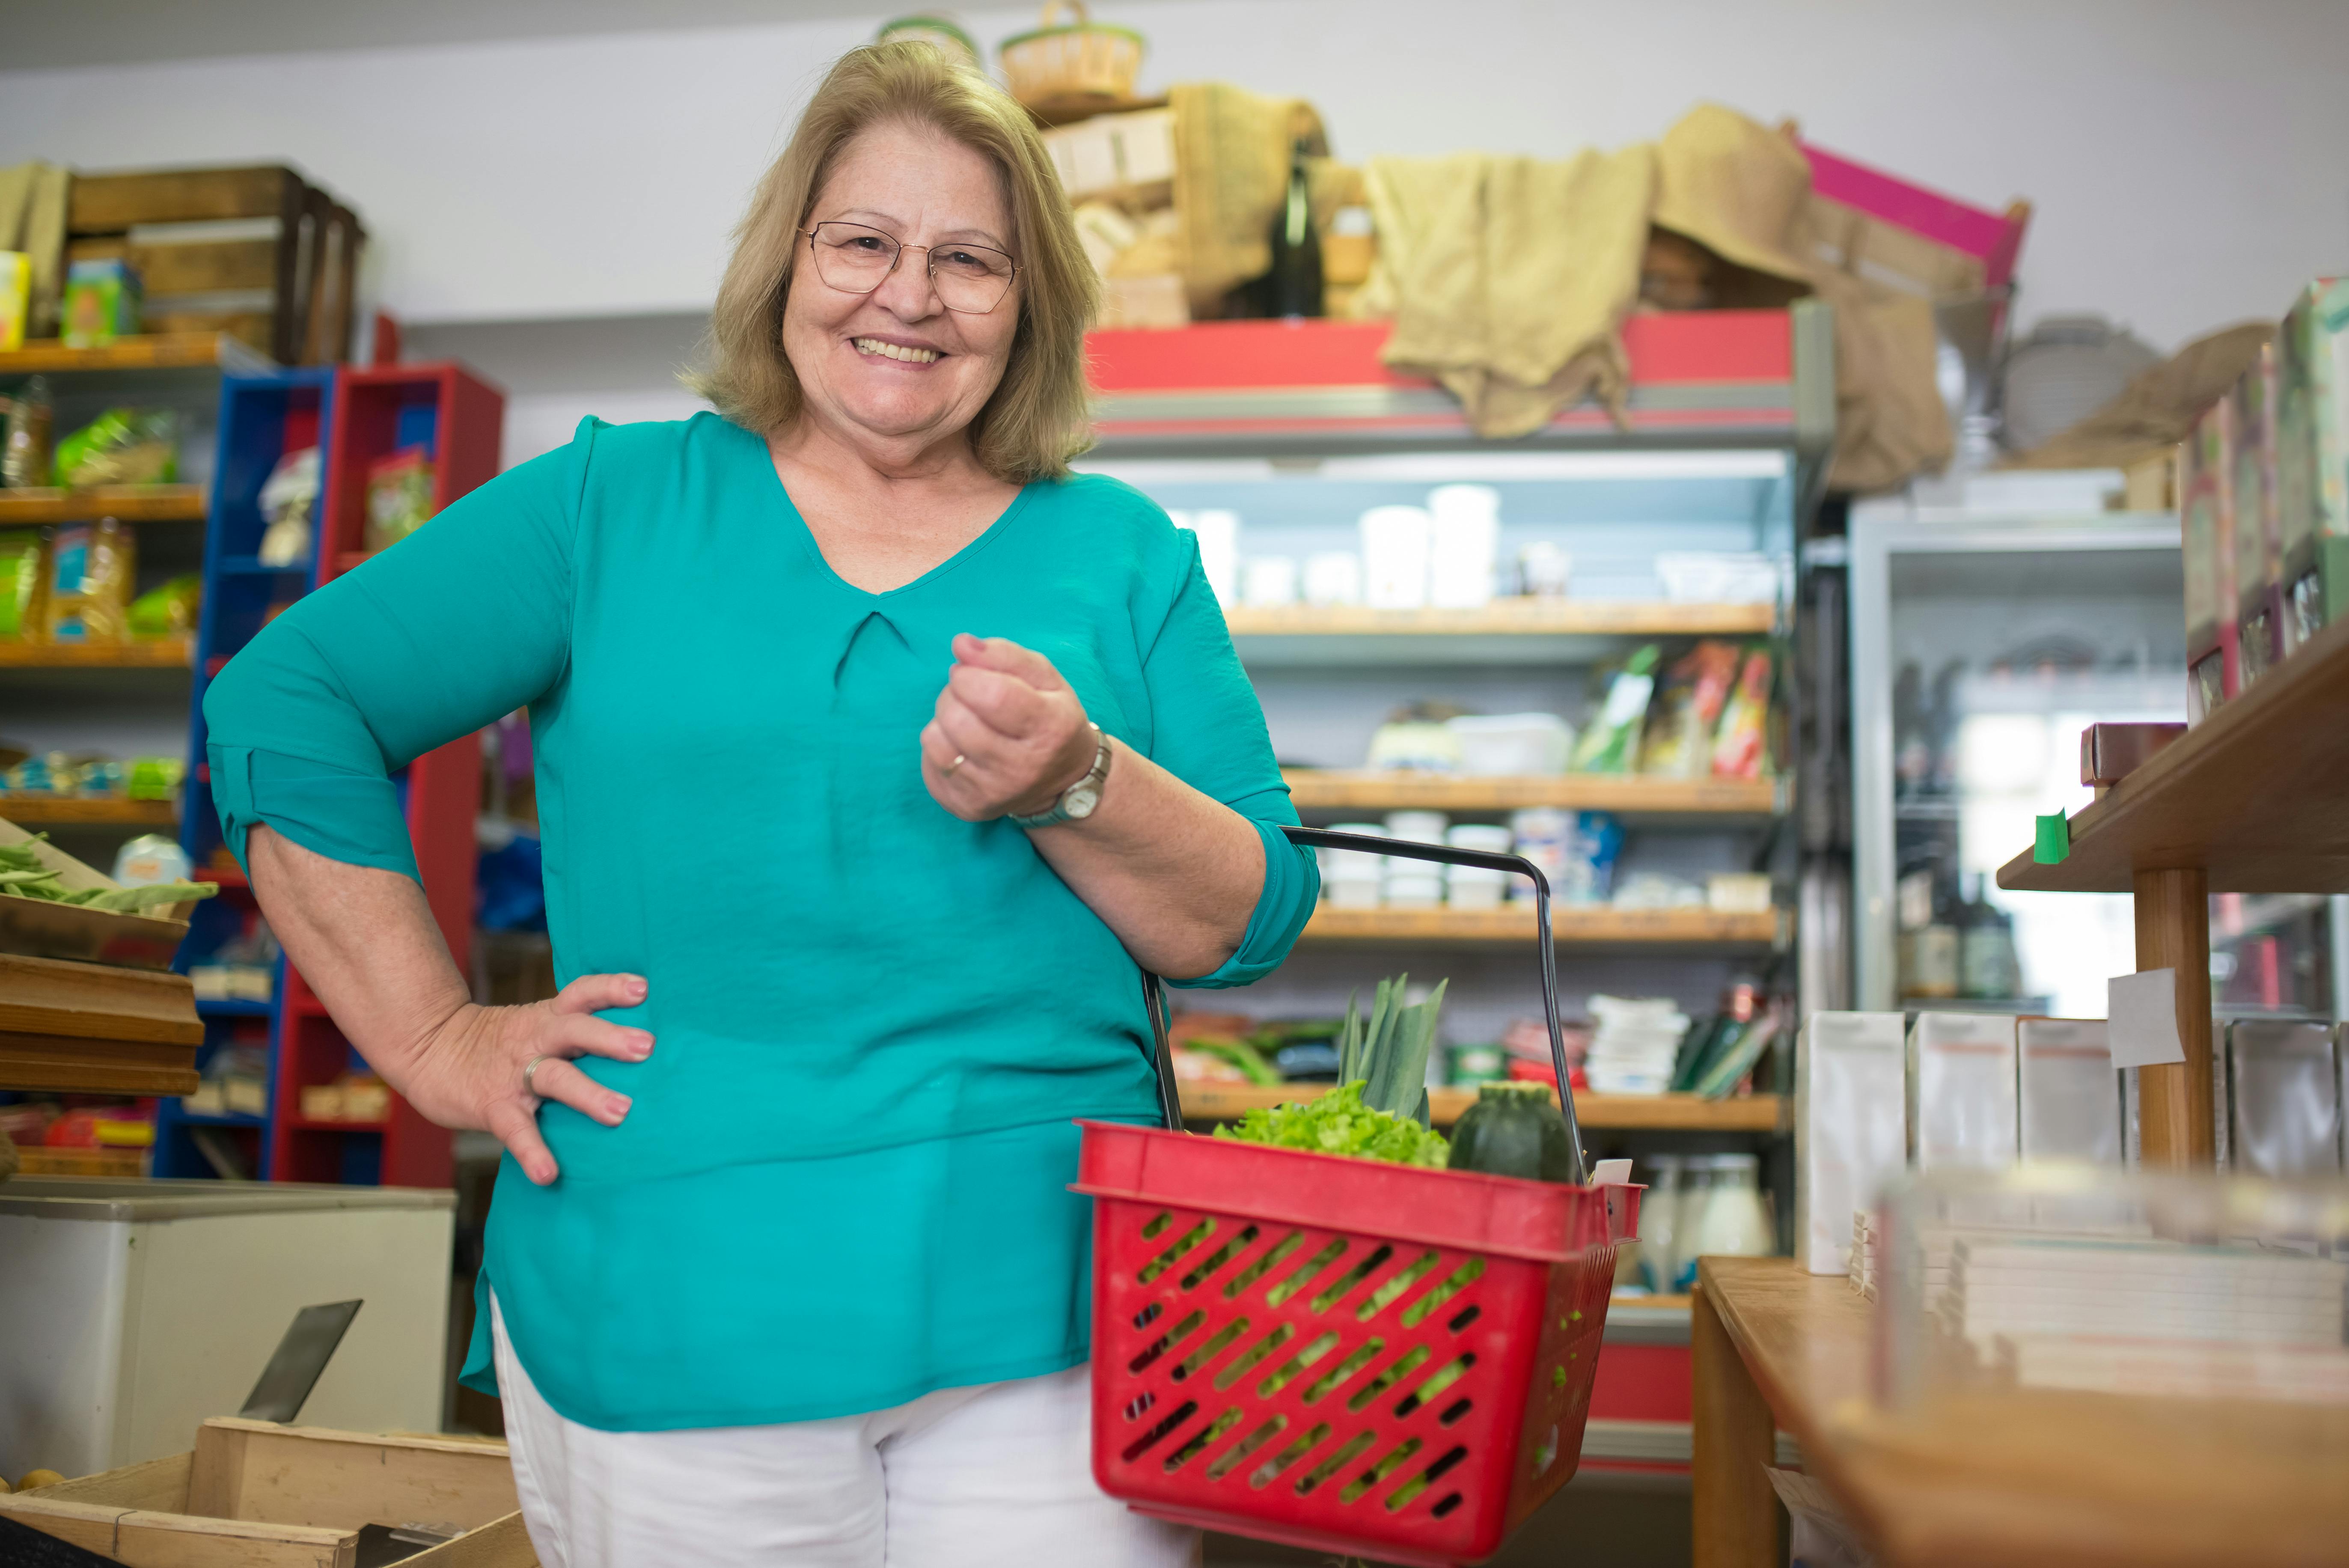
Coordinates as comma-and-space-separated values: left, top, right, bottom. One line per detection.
1506, 807, 1622, 905
256, 446, 322, 568
59, 256, 142, 347
2016, 1018, 2122, 1165
2181, 396, 2238, 723
2276, 277, 2349, 646
43, 517, 136, 643
364, 446, 438, 551
53, 408, 179, 488
1570, 644, 1660, 773
1795, 1011, 1908, 1274
1906, 1011, 2019, 1170
127, 574, 202, 640
2, 373, 53, 489
1358, 504, 1432, 609
1710, 647, 1774, 778
2231, 345, 2285, 684
0, 251, 30, 351
1425, 484, 1500, 609
1638, 639, 1739, 778
2226, 1020, 2343, 1177
0, 528, 48, 640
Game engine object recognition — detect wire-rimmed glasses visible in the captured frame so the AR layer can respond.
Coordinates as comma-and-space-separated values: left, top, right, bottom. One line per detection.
800, 221, 1019, 315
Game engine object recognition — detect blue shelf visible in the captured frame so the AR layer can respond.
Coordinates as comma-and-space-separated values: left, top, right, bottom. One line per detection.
196, 997, 274, 1018
215, 556, 314, 577
175, 1110, 266, 1128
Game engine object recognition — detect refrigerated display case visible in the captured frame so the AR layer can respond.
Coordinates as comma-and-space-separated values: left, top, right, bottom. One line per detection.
1849, 500, 2343, 1022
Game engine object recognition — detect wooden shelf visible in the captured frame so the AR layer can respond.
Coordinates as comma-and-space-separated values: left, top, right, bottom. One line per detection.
1179, 1080, 1785, 1132
1998, 612, 2349, 895
1285, 771, 1784, 817
1299, 904, 1780, 948
1224, 601, 1776, 638
0, 637, 193, 669
1695, 1256, 2349, 1568
0, 332, 263, 376
0, 951, 202, 1095
0, 795, 177, 827
0, 485, 208, 524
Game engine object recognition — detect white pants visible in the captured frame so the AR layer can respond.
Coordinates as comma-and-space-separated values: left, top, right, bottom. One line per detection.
492, 1299, 1200, 1568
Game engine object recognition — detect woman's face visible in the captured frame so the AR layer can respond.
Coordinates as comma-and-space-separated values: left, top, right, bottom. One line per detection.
781, 119, 1021, 455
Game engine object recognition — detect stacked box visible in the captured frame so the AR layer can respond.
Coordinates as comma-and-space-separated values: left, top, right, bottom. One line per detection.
2182, 396, 2238, 723
2231, 344, 2284, 685
2276, 277, 2349, 647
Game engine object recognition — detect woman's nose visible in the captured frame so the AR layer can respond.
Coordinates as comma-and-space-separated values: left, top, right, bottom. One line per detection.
870, 248, 941, 318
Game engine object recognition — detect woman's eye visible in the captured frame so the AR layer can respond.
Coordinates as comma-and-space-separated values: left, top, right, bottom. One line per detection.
846, 236, 887, 253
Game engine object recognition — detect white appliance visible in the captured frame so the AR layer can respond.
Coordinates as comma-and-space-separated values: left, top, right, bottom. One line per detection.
0, 1177, 456, 1477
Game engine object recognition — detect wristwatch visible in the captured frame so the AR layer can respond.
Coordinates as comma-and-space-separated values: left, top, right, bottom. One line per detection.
1007, 723, 1112, 829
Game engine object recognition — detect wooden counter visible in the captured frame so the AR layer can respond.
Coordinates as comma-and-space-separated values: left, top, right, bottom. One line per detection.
1694, 1256, 2349, 1568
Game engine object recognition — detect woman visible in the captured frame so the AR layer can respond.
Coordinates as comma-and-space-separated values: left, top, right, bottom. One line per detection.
204, 42, 1316, 1568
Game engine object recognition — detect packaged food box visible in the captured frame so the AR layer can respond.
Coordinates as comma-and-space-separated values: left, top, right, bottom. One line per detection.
2276, 277, 2349, 646
2230, 344, 2284, 683
2180, 396, 2238, 723
59, 256, 142, 348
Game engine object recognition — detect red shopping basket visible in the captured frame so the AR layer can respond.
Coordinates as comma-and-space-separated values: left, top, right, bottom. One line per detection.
1076, 827, 1643, 1567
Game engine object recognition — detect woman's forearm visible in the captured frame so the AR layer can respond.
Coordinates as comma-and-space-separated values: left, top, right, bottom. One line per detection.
244, 824, 651, 1184
1025, 738, 1263, 979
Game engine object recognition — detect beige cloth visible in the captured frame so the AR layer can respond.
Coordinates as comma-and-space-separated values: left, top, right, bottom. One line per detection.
1365, 148, 1656, 438
0, 161, 71, 339
2002, 320, 2275, 472
1169, 82, 1325, 318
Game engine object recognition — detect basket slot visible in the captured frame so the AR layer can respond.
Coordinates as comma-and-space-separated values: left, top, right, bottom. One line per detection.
1119, 1399, 1199, 1463
1344, 1345, 1432, 1413
1431, 1492, 1466, 1518
1446, 1304, 1482, 1333
1338, 1435, 1424, 1504
1299, 1338, 1385, 1404
1220, 1231, 1305, 1299
1395, 1352, 1477, 1418
1305, 1244, 1394, 1313
1397, 1257, 1487, 1328
1169, 1318, 1251, 1382
1204, 1415, 1287, 1482
1123, 1390, 1157, 1421
1262, 1238, 1350, 1306
1136, 1219, 1215, 1284
1293, 1430, 1378, 1497
1177, 1224, 1261, 1291
1213, 1323, 1296, 1390
1249, 1422, 1334, 1489
1163, 1407, 1245, 1473
1255, 1331, 1341, 1398
1139, 1211, 1173, 1240
1131, 1302, 1163, 1331
1353, 1250, 1443, 1322
1126, 1309, 1206, 1374
1382, 1444, 1471, 1513
1439, 1397, 1474, 1426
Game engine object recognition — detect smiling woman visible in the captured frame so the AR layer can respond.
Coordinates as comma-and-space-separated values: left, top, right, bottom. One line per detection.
197, 37, 1314, 1568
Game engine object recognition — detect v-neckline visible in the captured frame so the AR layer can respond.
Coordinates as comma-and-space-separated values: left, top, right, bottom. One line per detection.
747, 423, 1035, 601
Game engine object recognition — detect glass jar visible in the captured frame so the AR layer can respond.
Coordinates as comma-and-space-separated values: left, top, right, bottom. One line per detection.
1635, 1154, 1683, 1294
1691, 1152, 1775, 1263
1668, 1157, 1718, 1292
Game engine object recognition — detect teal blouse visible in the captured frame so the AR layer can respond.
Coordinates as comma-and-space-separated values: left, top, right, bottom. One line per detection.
203, 412, 1317, 1430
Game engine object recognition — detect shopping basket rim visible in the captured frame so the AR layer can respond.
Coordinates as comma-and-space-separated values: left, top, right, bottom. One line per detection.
1072, 1118, 1632, 1266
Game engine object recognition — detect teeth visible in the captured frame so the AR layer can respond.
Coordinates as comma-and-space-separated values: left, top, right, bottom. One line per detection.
853, 338, 940, 363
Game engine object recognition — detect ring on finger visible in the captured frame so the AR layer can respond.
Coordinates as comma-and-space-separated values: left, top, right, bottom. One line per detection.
522, 1054, 551, 1095
945, 753, 967, 776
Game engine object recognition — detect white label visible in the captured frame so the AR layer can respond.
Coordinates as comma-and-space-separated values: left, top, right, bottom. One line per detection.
2107, 969, 2186, 1069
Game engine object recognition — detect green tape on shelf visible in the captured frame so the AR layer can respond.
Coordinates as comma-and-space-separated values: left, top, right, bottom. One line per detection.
2034, 812, 2070, 865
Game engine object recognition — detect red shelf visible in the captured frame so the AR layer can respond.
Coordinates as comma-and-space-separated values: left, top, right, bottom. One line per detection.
285, 1117, 389, 1133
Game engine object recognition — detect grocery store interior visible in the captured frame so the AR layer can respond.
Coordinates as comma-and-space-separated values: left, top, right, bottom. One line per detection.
3, 2, 2346, 1565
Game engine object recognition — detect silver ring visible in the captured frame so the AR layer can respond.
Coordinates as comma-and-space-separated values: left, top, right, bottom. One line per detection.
522, 1054, 550, 1095
945, 754, 966, 776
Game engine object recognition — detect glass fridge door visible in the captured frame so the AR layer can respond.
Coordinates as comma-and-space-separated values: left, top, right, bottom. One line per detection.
1851, 514, 2187, 1018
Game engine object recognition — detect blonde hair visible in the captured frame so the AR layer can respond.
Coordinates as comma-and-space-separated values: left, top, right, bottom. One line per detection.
693, 42, 1098, 482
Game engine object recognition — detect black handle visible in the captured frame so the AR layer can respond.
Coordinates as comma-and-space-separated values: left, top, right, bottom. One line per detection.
1139, 824, 1588, 1186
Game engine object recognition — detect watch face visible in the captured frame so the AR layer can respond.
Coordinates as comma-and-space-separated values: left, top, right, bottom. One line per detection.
1063, 780, 1104, 819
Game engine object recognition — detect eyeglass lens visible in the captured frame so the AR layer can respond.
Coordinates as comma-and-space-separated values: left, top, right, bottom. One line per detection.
807, 222, 1015, 312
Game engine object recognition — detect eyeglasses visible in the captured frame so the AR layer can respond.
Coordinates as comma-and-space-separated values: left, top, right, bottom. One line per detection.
800, 221, 1019, 315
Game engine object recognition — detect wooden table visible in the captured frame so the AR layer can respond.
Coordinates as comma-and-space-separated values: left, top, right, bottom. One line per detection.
1693, 1256, 2349, 1568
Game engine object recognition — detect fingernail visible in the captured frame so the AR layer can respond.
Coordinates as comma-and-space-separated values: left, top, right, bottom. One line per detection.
629, 979, 648, 1001
634, 1034, 655, 1057
609, 1095, 631, 1116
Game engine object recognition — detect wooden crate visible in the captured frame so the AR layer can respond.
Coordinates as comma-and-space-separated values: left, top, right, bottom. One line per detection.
0, 1419, 536, 1567
65, 164, 366, 366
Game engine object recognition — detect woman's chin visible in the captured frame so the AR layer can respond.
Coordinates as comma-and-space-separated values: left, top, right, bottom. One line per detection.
831, 391, 972, 444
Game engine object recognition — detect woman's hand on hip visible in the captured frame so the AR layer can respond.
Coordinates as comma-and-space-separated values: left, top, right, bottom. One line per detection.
406, 973, 655, 1186
921, 633, 1097, 821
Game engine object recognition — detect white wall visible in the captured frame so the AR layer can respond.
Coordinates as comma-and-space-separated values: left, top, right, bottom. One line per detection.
6, 0, 2347, 457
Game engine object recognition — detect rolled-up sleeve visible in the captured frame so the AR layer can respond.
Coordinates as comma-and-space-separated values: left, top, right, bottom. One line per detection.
1136, 532, 1319, 990
204, 420, 589, 879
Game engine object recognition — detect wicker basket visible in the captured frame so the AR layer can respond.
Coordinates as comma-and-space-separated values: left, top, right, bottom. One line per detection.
999, 1, 1144, 113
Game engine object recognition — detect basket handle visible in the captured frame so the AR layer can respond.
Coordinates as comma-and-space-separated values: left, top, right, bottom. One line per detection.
1139, 825, 1589, 1187
1038, 0, 1091, 27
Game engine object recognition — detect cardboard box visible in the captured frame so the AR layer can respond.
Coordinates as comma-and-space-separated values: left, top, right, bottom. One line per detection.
1041, 107, 1176, 202
2277, 277, 2349, 646
2231, 344, 2284, 684
2181, 396, 2238, 723
0, 1419, 536, 1566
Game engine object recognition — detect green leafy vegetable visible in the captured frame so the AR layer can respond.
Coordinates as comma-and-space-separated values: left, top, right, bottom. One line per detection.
1338, 973, 1448, 1128
1181, 1034, 1282, 1086
1213, 1080, 1450, 1168
0, 833, 216, 912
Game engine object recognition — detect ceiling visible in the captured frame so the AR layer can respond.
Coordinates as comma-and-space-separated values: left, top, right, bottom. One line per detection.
0, 0, 929, 71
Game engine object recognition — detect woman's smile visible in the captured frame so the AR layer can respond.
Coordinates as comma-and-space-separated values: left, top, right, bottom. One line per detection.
850, 334, 945, 365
